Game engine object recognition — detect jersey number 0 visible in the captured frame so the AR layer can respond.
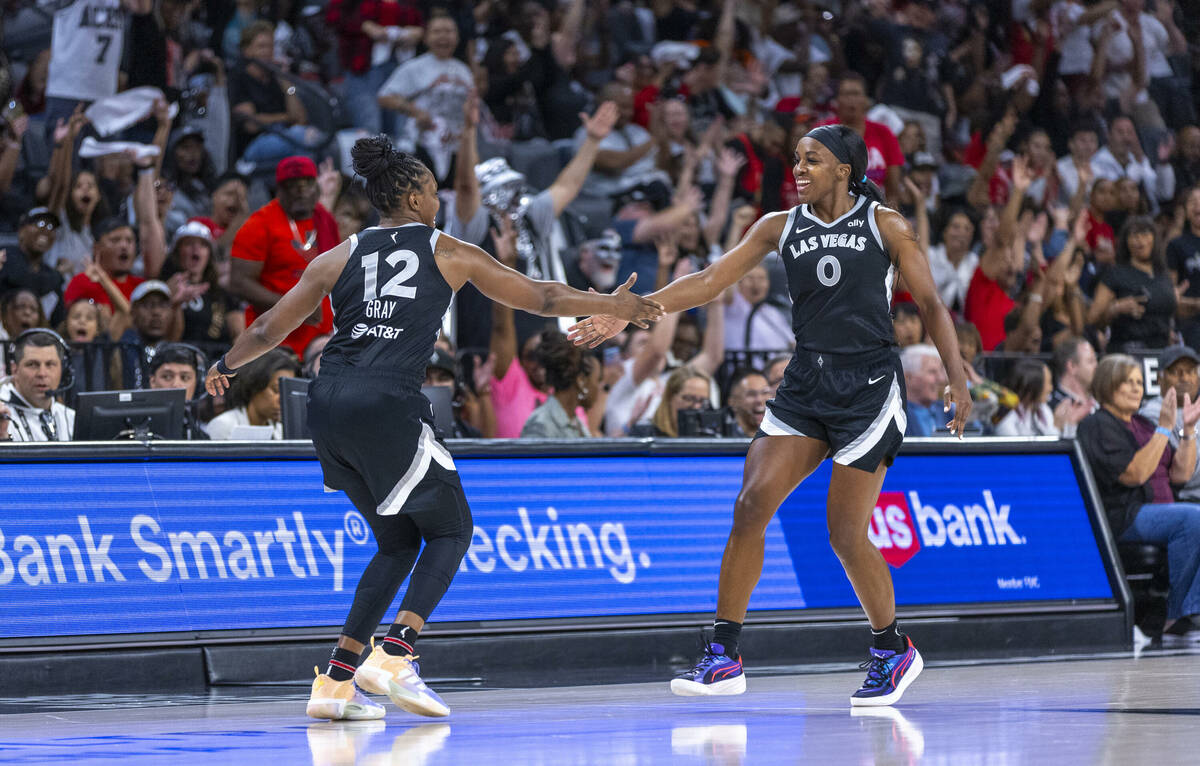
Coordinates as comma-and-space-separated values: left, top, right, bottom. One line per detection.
360, 250, 419, 301
816, 254, 842, 287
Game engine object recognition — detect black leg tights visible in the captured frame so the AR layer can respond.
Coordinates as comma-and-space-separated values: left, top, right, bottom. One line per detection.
338, 473, 473, 645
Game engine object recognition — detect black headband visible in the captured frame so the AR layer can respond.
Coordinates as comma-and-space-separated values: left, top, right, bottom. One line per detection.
805, 125, 871, 184
806, 125, 853, 165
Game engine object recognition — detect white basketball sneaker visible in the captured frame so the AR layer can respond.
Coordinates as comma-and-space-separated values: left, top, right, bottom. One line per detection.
355, 645, 450, 717
306, 668, 387, 721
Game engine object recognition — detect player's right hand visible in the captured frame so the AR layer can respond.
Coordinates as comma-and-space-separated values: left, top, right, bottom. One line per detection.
569, 314, 628, 348
205, 363, 236, 397
610, 274, 665, 328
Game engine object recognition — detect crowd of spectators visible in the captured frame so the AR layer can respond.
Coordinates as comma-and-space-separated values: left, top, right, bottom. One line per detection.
0, 0, 1198, 453
0, 0, 1198, 642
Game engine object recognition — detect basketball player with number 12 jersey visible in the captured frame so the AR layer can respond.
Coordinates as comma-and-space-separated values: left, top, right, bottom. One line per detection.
206, 131, 662, 721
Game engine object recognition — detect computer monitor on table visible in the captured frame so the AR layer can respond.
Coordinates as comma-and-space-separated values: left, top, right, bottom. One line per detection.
279, 378, 456, 439
421, 384, 455, 435
74, 389, 186, 440
281, 376, 311, 440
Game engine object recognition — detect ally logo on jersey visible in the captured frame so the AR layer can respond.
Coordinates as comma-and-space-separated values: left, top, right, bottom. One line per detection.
868, 490, 1025, 568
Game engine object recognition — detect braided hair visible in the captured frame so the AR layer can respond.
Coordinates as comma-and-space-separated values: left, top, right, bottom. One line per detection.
804, 124, 886, 204
350, 135, 430, 215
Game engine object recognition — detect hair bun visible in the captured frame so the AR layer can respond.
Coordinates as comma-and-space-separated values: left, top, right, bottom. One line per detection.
351, 135, 396, 181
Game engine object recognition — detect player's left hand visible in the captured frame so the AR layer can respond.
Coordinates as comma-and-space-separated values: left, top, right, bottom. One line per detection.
944, 380, 972, 439
205, 363, 236, 397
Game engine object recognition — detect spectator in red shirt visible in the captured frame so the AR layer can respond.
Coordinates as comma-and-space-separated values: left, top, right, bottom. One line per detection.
820, 72, 904, 202
326, 0, 423, 135
965, 158, 1034, 350
1084, 178, 1118, 253
62, 218, 146, 310
976, 127, 1062, 209
229, 156, 337, 357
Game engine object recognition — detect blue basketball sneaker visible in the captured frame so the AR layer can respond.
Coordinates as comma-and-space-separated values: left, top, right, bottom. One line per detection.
670, 641, 746, 696
850, 636, 923, 707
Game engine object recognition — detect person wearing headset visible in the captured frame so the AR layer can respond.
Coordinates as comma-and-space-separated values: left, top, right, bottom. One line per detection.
0, 329, 75, 441
145, 342, 211, 440
147, 343, 202, 400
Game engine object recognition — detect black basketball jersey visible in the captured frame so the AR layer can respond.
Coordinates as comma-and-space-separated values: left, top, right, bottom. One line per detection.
319, 223, 452, 380
777, 195, 896, 355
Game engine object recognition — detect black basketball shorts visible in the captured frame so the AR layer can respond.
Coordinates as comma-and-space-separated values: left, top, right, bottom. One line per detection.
307, 370, 462, 516
757, 347, 908, 473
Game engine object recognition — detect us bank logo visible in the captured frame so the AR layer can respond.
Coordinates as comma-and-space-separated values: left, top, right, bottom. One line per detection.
869, 491, 1026, 568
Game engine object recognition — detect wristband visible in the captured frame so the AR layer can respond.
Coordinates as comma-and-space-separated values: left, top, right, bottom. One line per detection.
138, 166, 156, 176
1155, 425, 1172, 438
216, 356, 236, 376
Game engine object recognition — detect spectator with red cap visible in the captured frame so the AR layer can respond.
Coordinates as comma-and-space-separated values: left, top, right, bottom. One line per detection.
229, 156, 337, 357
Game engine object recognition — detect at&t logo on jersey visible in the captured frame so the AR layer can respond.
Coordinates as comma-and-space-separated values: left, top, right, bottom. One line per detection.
868, 490, 1025, 568
350, 322, 404, 340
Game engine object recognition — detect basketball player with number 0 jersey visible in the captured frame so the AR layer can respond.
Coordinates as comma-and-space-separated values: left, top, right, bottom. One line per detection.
571, 124, 972, 706
206, 136, 663, 721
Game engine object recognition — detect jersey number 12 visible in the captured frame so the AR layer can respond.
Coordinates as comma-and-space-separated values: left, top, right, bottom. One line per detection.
360, 250, 418, 301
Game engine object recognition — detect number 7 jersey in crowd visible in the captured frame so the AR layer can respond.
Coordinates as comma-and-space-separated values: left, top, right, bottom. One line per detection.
318, 223, 452, 378
777, 194, 896, 355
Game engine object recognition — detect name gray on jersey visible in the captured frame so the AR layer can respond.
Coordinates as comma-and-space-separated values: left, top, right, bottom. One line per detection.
365, 300, 397, 320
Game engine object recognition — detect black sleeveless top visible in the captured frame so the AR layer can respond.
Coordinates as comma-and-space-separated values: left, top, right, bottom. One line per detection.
777, 194, 896, 355
318, 223, 453, 383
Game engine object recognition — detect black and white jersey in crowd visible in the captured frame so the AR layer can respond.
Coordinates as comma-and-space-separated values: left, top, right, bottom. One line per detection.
319, 223, 453, 381
41, 0, 126, 101
777, 194, 896, 355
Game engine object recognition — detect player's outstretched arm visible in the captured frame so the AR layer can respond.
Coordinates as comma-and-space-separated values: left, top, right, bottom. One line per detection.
434, 233, 664, 325
569, 211, 786, 348
205, 240, 351, 396
876, 206, 972, 437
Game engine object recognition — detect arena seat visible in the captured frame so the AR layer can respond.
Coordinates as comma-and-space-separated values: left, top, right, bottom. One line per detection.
1117, 542, 1169, 639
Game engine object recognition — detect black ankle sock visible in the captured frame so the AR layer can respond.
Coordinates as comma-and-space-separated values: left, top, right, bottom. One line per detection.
712, 619, 742, 658
382, 624, 418, 656
326, 645, 361, 681
871, 620, 906, 653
